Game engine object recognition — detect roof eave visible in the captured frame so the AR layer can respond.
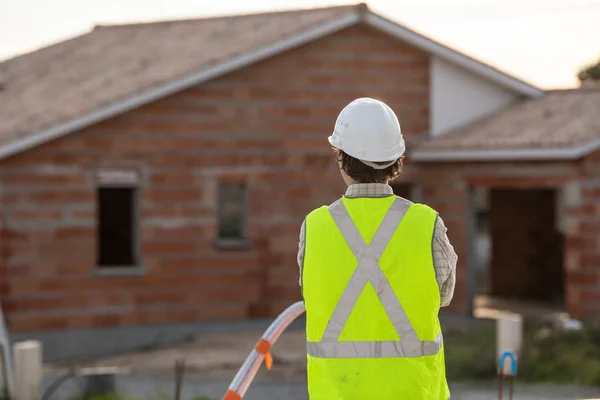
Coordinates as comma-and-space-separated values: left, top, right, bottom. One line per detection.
0, 11, 361, 161
0, 7, 546, 161
411, 138, 600, 162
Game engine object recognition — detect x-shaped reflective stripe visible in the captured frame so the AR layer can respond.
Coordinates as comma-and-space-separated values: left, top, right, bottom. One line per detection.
307, 198, 443, 358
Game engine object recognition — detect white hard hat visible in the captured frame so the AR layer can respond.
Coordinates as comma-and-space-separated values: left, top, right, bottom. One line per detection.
328, 97, 405, 169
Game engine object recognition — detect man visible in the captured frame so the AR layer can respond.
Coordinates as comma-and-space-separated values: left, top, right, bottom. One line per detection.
297, 98, 457, 400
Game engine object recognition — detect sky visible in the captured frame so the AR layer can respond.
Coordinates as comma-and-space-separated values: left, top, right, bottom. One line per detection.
0, 0, 599, 89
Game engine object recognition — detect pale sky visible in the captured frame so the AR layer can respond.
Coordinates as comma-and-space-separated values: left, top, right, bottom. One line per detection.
1, 0, 599, 89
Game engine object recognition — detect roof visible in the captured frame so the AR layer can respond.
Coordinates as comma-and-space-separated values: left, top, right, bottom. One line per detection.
412, 85, 600, 162
0, 2, 543, 161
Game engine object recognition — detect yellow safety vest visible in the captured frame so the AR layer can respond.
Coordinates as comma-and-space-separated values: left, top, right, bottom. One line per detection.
303, 196, 449, 400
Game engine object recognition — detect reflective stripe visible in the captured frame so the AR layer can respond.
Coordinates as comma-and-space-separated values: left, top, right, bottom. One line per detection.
307, 334, 443, 358
307, 198, 443, 359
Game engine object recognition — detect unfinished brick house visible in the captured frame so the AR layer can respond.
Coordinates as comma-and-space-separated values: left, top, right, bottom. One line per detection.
412, 85, 600, 320
0, 3, 571, 359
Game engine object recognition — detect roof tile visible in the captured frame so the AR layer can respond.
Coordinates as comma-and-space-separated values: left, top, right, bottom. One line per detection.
0, 4, 356, 150
415, 86, 600, 153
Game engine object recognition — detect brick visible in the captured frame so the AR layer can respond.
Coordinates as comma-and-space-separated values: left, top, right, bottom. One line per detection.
432, 201, 467, 216
581, 288, 600, 303
145, 188, 202, 203
565, 203, 596, 216
68, 209, 95, 220
133, 291, 191, 306
8, 209, 62, 223
137, 307, 171, 325
141, 240, 201, 256
567, 271, 598, 285
53, 261, 93, 275
143, 225, 207, 239
0, 24, 438, 331
141, 204, 213, 219
54, 227, 95, 239
581, 254, 600, 266
197, 303, 249, 320
10, 278, 69, 293
66, 315, 95, 329
91, 314, 122, 328
584, 149, 600, 164
9, 314, 69, 332
2, 172, 86, 186
28, 190, 94, 203
168, 307, 201, 323
579, 220, 600, 234
149, 171, 198, 186
582, 187, 600, 199
5, 296, 70, 312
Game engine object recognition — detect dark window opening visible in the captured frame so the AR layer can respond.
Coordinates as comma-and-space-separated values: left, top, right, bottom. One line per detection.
217, 182, 247, 240
97, 187, 138, 267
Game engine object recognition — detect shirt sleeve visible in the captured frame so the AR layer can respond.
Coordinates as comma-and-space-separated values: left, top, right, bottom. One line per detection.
432, 216, 458, 307
298, 218, 307, 289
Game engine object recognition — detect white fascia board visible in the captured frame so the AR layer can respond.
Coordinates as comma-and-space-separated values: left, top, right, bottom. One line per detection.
411, 138, 600, 162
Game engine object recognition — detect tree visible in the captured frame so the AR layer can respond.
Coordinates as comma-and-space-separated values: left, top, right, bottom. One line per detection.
578, 57, 600, 83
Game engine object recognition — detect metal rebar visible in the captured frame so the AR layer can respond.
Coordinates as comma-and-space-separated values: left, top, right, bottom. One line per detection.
174, 359, 186, 400
497, 374, 503, 400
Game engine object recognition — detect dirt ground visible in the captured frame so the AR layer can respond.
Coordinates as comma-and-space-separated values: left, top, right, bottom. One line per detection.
48, 328, 307, 381
45, 328, 600, 400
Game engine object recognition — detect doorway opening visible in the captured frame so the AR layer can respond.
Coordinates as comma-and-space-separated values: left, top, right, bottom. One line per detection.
473, 187, 565, 318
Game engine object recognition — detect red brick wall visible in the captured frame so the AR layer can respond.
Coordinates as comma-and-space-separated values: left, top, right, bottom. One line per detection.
565, 149, 600, 319
412, 164, 469, 313
414, 161, 581, 315
0, 25, 431, 332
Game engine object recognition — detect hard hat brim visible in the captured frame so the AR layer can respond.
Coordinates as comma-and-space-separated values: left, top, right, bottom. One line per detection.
328, 133, 405, 162
328, 134, 340, 149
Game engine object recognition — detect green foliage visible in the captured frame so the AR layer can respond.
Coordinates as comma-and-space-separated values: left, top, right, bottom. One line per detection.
578, 57, 600, 82
444, 324, 497, 381
444, 320, 600, 386
519, 321, 600, 385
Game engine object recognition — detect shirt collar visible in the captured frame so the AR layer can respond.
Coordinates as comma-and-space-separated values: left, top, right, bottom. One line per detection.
344, 183, 394, 198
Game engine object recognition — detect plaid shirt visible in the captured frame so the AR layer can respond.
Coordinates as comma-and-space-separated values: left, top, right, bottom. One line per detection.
297, 183, 457, 307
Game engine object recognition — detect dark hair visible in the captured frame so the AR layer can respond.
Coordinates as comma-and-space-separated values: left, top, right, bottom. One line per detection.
334, 149, 403, 184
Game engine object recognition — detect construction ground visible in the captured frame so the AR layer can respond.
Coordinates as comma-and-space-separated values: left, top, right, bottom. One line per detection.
44, 325, 600, 400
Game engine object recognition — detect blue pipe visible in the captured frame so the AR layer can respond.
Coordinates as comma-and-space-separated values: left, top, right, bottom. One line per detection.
498, 351, 518, 376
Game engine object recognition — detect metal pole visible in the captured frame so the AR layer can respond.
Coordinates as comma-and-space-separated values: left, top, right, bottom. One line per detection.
174, 359, 186, 400
497, 374, 503, 400
497, 351, 518, 400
